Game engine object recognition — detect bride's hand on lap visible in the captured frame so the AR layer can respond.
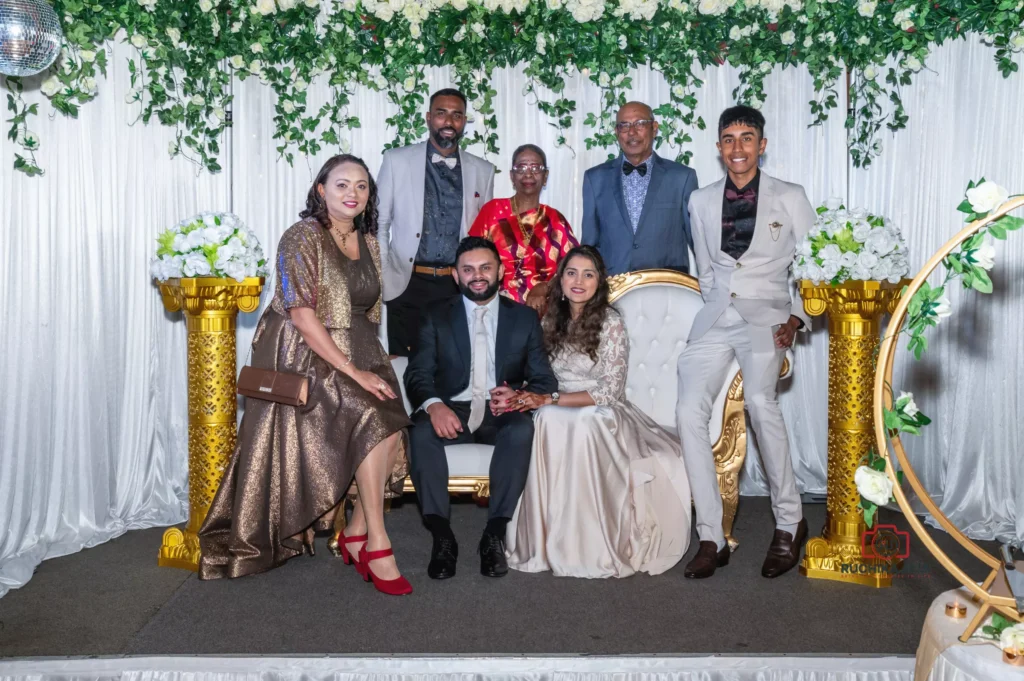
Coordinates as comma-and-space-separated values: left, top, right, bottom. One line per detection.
348, 368, 397, 401
489, 385, 517, 415
513, 391, 549, 411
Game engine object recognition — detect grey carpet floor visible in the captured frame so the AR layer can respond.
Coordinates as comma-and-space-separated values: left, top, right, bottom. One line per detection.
0, 497, 994, 658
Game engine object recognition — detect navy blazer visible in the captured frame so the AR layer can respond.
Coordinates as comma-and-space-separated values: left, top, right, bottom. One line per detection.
404, 295, 558, 410
581, 153, 698, 276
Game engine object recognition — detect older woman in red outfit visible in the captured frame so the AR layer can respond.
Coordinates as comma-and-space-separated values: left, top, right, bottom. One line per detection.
469, 144, 578, 313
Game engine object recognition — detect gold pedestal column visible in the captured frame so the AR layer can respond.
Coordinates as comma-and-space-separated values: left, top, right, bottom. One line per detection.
157, 277, 264, 571
798, 280, 907, 588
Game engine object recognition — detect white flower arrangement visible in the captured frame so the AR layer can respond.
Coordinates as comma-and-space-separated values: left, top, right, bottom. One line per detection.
1001, 623, 1024, 655
150, 212, 268, 282
792, 198, 910, 285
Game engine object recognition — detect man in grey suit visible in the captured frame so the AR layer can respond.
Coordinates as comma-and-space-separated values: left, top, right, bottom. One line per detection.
582, 101, 698, 275
676, 105, 816, 581
377, 88, 495, 356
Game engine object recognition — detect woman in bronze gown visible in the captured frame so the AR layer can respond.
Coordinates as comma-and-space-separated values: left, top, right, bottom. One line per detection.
199, 155, 413, 595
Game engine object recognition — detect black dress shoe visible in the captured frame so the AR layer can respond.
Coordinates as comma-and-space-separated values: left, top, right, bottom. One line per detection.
761, 518, 808, 578
478, 532, 508, 578
683, 540, 730, 579
428, 534, 458, 580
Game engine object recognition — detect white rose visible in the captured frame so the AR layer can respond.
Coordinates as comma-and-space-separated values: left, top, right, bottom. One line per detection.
166, 27, 181, 44
253, 0, 277, 14
249, 59, 263, 72
305, 0, 320, 6
729, 25, 741, 40
80, 49, 97, 63
403, 76, 417, 92
803, 36, 812, 47
863, 64, 878, 81
452, 26, 466, 42
759, 61, 771, 74
904, 55, 922, 72
740, 25, 752, 37
598, 72, 611, 87
852, 222, 872, 242
535, 33, 546, 54
1000, 624, 1024, 653
410, 22, 421, 38
796, 239, 812, 258
230, 55, 246, 69
200, 0, 214, 10
672, 84, 686, 98
183, 252, 213, 277
282, 100, 295, 113
294, 77, 308, 92
191, 93, 206, 106
138, 0, 158, 10
856, 35, 870, 45
471, 22, 485, 38
211, 107, 226, 123
855, 466, 894, 507
452, 0, 468, 8
932, 292, 952, 320
1012, 34, 1024, 52
856, 250, 879, 270
130, 34, 148, 49
781, 30, 795, 45
825, 197, 844, 211
897, 391, 919, 417
857, 0, 875, 17
697, 0, 726, 15
618, 35, 627, 50
749, 96, 763, 109
965, 180, 1009, 214
231, 21, 243, 32
970, 235, 997, 270
341, 137, 352, 154
818, 244, 842, 262
840, 251, 858, 268
865, 228, 896, 255
40, 75, 62, 97
251, 42, 264, 53
278, 0, 298, 8
80, 76, 97, 93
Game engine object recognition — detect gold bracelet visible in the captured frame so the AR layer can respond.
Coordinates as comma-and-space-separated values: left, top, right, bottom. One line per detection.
337, 358, 352, 371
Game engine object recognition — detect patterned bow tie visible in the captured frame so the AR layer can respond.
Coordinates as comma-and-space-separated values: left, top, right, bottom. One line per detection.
725, 187, 756, 202
431, 153, 458, 170
622, 161, 647, 177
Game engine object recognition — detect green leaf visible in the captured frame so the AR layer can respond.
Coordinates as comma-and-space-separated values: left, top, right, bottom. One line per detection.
863, 502, 877, 529
972, 269, 993, 294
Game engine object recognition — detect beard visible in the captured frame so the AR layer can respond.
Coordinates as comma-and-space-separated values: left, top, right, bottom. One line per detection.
459, 278, 500, 302
430, 126, 461, 150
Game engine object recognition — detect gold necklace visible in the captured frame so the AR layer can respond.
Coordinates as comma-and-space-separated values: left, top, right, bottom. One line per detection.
331, 224, 356, 249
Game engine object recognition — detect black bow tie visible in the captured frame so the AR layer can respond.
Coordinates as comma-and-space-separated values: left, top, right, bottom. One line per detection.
622, 161, 647, 177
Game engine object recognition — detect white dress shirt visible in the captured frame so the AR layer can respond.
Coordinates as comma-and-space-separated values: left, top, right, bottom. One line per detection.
421, 293, 500, 411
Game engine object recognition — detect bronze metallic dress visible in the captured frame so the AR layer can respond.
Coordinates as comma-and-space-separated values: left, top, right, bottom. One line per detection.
199, 219, 410, 580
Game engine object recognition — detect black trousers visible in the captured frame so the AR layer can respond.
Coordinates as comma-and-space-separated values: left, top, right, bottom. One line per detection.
409, 401, 535, 522
386, 270, 458, 357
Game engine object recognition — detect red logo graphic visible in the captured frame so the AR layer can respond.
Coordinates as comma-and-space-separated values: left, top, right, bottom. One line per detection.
862, 524, 911, 560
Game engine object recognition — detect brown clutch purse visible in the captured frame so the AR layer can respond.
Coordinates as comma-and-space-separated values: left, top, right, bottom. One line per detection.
237, 366, 309, 406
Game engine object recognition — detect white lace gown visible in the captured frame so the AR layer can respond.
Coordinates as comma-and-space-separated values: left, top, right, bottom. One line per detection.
506, 311, 692, 578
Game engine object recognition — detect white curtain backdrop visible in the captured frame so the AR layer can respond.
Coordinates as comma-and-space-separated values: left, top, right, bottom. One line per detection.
1, 37, 1020, 598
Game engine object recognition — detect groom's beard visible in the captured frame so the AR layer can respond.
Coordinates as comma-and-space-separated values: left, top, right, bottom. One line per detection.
430, 127, 461, 150
459, 278, 500, 302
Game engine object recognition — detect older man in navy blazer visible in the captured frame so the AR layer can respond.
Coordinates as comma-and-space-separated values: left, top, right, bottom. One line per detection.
582, 101, 698, 275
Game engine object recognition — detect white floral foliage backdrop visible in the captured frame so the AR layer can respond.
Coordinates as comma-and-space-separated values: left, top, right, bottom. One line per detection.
0, 36, 1022, 598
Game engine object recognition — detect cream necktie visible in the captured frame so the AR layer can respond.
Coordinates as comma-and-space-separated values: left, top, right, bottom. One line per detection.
467, 305, 489, 433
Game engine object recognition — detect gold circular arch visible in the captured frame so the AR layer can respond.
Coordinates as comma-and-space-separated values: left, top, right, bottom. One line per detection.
873, 196, 1024, 641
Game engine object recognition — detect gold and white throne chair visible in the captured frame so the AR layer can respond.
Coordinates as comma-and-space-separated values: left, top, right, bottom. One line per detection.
393, 268, 794, 550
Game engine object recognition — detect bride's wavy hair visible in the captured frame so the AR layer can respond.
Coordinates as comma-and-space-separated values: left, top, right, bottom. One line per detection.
542, 245, 611, 364
300, 154, 379, 235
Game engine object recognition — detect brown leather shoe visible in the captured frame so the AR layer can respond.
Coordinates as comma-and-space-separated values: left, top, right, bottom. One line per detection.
684, 540, 730, 579
761, 518, 808, 578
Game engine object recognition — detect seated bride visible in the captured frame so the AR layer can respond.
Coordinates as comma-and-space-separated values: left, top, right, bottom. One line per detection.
502, 245, 692, 578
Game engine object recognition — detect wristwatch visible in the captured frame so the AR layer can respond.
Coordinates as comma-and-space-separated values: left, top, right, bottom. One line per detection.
550, 391, 560, 405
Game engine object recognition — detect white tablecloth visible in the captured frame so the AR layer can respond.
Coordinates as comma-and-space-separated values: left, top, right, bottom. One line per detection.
917, 587, 1024, 681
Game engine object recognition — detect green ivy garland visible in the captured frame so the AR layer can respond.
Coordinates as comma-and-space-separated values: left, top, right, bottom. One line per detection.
4, 0, 1024, 177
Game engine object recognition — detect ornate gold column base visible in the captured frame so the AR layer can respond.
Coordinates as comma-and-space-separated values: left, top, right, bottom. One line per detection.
158, 527, 202, 571
157, 276, 263, 572
797, 280, 907, 588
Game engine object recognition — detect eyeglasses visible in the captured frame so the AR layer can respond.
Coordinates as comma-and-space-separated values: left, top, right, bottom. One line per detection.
615, 119, 654, 133
511, 164, 548, 175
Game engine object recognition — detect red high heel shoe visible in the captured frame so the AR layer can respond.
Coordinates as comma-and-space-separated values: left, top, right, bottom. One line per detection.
335, 532, 368, 576
360, 546, 413, 596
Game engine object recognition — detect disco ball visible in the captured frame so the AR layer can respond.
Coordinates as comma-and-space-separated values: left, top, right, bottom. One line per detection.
0, 0, 63, 77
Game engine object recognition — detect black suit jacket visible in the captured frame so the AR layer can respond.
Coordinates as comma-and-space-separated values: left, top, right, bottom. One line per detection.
405, 295, 558, 409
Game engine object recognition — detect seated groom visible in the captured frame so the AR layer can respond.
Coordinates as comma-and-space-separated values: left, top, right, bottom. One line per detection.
582, 101, 699, 275
676, 105, 815, 580
405, 236, 557, 580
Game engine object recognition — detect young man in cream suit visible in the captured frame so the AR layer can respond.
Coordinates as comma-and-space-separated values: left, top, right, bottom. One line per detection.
377, 88, 495, 356
676, 105, 816, 580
